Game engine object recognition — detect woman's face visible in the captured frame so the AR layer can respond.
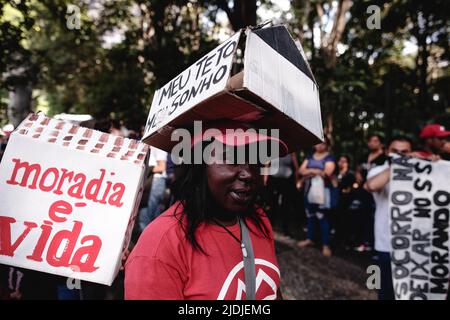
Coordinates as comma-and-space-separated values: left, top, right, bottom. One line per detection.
314, 143, 327, 153
338, 156, 348, 169
206, 163, 261, 214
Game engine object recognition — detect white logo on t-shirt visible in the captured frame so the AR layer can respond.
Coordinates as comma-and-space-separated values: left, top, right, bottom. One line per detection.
217, 259, 280, 300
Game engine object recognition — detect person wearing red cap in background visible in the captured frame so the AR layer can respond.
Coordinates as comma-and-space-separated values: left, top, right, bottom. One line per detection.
413, 124, 450, 161
416, 124, 450, 300
125, 121, 287, 300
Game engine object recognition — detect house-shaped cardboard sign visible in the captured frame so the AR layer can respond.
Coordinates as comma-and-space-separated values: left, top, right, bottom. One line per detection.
0, 113, 149, 285
142, 24, 323, 152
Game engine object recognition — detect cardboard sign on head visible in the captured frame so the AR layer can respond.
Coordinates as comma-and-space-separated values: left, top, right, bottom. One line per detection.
0, 113, 149, 285
142, 23, 324, 153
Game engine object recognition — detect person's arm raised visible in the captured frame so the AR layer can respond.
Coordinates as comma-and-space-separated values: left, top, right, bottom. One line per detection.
365, 167, 390, 192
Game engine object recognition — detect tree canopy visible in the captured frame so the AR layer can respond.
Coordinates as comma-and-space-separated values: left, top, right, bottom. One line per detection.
1, 0, 448, 162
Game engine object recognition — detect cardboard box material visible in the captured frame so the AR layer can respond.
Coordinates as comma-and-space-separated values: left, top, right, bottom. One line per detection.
142, 24, 324, 153
0, 113, 149, 285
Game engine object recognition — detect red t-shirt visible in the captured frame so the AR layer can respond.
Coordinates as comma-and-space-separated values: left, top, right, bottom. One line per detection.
125, 202, 280, 300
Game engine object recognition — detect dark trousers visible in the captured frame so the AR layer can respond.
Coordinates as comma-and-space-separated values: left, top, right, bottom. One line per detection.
267, 177, 296, 236
376, 251, 395, 300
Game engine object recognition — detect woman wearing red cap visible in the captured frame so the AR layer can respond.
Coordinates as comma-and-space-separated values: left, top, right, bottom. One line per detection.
125, 122, 286, 300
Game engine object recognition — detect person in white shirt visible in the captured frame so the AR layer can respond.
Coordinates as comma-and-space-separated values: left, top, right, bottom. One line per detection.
365, 136, 413, 300
138, 146, 168, 232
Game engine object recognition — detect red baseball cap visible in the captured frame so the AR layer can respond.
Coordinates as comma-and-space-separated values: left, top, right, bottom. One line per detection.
191, 120, 288, 157
419, 124, 450, 139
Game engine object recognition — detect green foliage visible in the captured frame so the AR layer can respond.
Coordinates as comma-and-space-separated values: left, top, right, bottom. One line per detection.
286, 0, 449, 161
0, 0, 448, 161
1, 0, 219, 129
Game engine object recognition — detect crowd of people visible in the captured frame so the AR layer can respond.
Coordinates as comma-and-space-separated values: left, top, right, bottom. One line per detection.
0, 119, 449, 300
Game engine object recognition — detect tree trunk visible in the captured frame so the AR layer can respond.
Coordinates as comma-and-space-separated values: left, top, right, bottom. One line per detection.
315, 0, 353, 69
325, 113, 334, 147
219, 0, 257, 31
236, 0, 257, 29
7, 84, 32, 127
417, 18, 429, 114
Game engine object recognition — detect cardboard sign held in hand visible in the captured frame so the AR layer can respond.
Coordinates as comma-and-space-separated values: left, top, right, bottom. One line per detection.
0, 113, 149, 285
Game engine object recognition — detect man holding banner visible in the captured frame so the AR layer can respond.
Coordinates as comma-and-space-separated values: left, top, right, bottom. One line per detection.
366, 136, 450, 300
365, 136, 413, 300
